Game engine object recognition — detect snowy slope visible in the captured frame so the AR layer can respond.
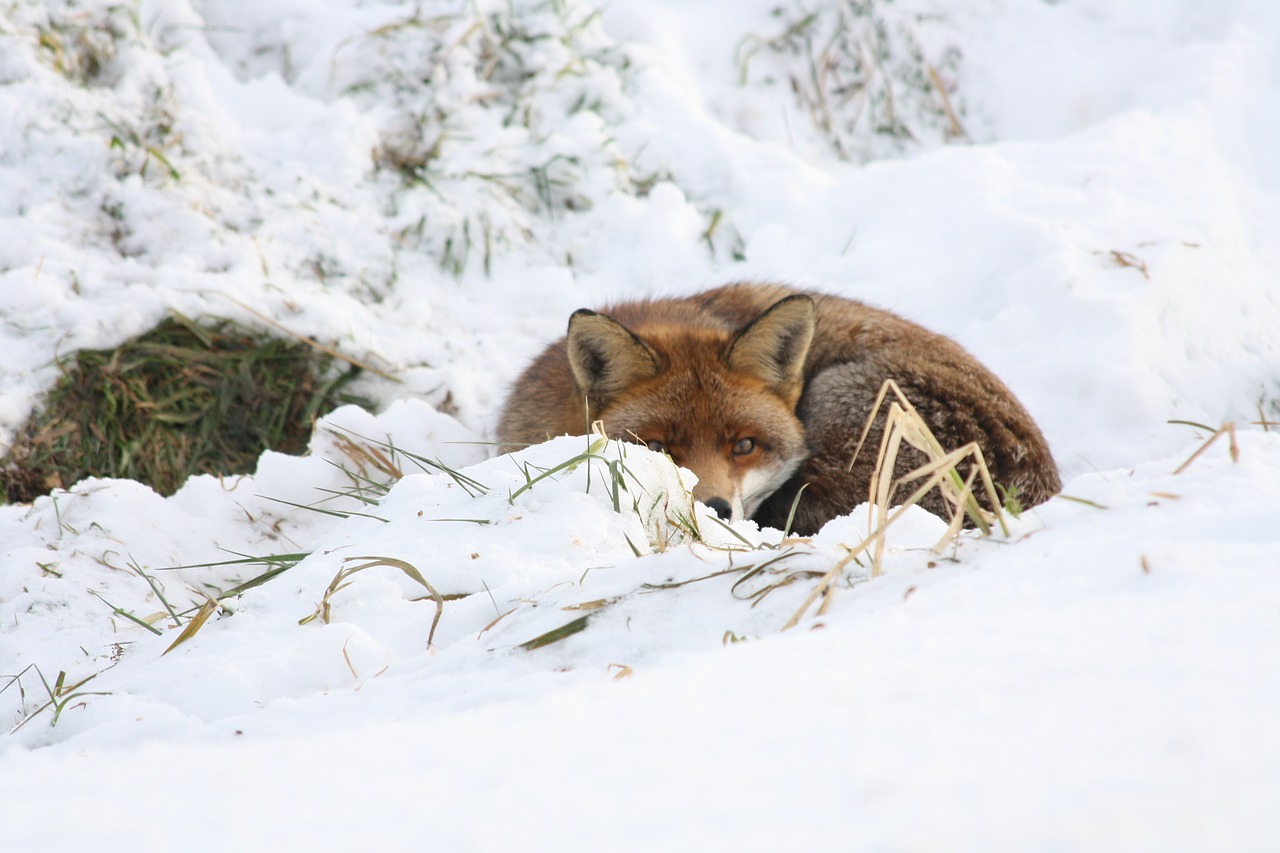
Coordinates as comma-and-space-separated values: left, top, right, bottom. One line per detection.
2, 0, 1279, 850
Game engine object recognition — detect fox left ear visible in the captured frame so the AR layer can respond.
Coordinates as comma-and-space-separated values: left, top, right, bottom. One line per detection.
726, 294, 815, 407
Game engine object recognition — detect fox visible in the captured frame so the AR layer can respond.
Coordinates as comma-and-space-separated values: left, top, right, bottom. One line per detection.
497, 283, 1061, 535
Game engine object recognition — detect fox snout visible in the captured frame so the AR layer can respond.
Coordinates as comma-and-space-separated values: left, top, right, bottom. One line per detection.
702, 497, 733, 520
687, 458, 798, 526
690, 473, 744, 522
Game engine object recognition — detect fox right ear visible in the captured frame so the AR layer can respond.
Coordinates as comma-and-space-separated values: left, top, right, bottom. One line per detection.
726, 294, 815, 408
567, 309, 660, 408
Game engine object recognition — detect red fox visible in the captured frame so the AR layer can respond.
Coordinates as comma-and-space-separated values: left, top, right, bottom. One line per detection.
497, 283, 1061, 535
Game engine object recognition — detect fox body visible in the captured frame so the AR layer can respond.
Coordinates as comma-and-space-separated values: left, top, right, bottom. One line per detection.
497, 283, 1060, 535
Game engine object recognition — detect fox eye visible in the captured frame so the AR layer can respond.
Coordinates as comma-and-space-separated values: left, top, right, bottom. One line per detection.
645, 439, 669, 454
732, 437, 756, 456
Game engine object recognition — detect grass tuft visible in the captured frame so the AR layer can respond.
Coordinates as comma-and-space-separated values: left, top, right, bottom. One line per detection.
785, 379, 1008, 629
34, 3, 137, 87
736, 0, 966, 162
334, 1, 641, 277
1, 314, 371, 503
4, 664, 110, 733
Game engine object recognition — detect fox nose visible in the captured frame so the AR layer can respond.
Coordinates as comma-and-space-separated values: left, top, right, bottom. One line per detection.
704, 497, 732, 520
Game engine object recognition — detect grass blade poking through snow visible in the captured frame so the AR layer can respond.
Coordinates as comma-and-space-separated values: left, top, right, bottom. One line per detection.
301, 556, 446, 648
162, 595, 220, 656
325, 425, 489, 497
88, 591, 164, 635
1172, 422, 1240, 474
519, 615, 593, 651
5, 666, 110, 733
508, 435, 611, 503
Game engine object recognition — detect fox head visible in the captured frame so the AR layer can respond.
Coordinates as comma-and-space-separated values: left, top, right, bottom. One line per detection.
566, 295, 816, 523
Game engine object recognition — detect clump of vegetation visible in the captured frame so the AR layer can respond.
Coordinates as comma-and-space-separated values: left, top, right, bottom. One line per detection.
738, 0, 967, 162
333, 1, 639, 276
32, 1, 137, 87
1, 315, 368, 502
23, 0, 186, 190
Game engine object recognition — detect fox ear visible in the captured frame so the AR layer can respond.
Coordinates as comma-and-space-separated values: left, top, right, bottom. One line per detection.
567, 309, 660, 408
726, 294, 815, 407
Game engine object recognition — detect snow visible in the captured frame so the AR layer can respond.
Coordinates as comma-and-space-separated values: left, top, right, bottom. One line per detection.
2, 0, 1279, 849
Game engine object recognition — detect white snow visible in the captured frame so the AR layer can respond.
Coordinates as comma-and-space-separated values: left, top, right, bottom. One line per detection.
2, 0, 1279, 850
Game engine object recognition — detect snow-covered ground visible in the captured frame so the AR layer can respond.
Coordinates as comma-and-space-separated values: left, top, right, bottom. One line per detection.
2, 0, 1278, 849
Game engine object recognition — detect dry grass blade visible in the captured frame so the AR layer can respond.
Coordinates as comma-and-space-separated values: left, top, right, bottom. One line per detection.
562, 597, 618, 611
301, 555, 446, 648
1107, 249, 1151, 279
162, 595, 219, 655
640, 566, 748, 591
728, 549, 808, 604
331, 434, 405, 484
861, 380, 1006, 539
1253, 401, 1278, 432
869, 440, 998, 568
783, 548, 864, 631
1173, 422, 1239, 474
738, 568, 826, 608
927, 64, 966, 139
327, 425, 489, 496
1055, 494, 1108, 510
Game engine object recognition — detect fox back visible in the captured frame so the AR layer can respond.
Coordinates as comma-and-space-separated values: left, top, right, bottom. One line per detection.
497, 283, 1061, 534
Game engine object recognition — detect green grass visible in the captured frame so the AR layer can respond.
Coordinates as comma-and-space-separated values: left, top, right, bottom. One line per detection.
1, 314, 370, 503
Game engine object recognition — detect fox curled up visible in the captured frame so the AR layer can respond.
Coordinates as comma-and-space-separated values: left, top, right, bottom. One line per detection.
497, 283, 1061, 536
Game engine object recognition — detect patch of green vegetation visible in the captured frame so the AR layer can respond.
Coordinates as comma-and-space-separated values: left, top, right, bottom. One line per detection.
1, 315, 370, 503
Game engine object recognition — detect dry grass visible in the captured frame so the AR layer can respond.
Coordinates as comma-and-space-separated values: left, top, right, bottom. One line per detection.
1172, 422, 1240, 474
301, 556, 447, 648
785, 379, 1008, 629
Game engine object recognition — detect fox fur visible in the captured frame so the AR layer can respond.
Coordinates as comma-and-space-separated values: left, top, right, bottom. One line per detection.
497, 283, 1061, 535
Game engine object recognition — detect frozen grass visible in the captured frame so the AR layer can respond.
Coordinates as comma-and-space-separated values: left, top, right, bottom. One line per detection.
31, 1, 138, 87
25, 1, 187, 186
0, 315, 369, 502
737, 0, 965, 162
336, 0, 642, 276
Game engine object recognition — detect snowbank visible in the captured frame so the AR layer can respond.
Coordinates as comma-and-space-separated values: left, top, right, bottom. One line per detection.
2, 0, 1278, 850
